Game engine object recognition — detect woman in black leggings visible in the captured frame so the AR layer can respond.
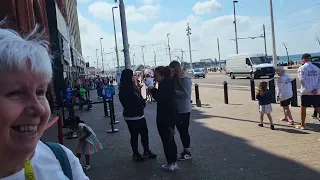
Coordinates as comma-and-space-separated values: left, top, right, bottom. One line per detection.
150, 66, 178, 171
119, 69, 157, 162
169, 61, 192, 161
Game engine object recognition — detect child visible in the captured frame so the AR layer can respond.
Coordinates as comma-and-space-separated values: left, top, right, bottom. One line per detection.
73, 116, 103, 171
256, 81, 275, 130
275, 67, 294, 125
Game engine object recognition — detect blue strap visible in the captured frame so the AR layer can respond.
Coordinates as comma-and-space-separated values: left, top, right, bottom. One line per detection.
43, 142, 73, 180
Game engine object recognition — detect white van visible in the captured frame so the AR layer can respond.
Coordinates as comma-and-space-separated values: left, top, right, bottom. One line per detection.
226, 53, 275, 79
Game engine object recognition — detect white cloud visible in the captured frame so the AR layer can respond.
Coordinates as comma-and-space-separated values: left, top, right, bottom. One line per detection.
77, 0, 92, 3
193, 0, 222, 15
88, 2, 160, 22
79, 10, 320, 68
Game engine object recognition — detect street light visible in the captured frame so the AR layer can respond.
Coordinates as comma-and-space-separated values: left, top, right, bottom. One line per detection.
117, 0, 131, 69
233, 0, 239, 54
112, 6, 120, 73
96, 49, 99, 69
186, 23, 193, 69
100, 38, 104, 72
269, 0, 278, 67
167, 33, 172, 62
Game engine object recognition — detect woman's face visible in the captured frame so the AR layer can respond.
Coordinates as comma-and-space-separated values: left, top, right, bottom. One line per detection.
0, 70, 50, 157
154, 71, 162, 82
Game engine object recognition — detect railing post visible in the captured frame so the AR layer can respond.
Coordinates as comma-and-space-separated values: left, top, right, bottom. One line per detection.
291, 78, 298, 107
57, 114, 64, 145
195, 83, 201, 107
223, 81, 228, 104
268, 78, 276, 103
250, 79, 255, 100
107, 99, 119, 133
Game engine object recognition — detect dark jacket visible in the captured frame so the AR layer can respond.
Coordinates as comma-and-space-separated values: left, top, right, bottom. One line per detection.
119, 87, 146, 118
256, 90, 272, 105
151, 78, 176, 126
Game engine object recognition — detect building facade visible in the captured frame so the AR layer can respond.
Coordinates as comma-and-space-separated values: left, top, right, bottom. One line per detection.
64, 0, 82, 55
45, 0, 85, 107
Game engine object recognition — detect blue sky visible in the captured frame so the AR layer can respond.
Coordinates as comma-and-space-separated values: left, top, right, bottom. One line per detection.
76, 0, 320, 68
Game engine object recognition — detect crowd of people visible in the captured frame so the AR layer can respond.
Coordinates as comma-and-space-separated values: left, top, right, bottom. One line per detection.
256, 53, 320, 131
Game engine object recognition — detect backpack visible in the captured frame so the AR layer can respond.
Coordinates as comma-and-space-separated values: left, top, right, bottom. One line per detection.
43, 142, 73, 180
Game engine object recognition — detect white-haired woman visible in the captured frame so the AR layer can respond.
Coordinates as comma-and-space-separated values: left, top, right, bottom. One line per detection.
0, 26, 89, 179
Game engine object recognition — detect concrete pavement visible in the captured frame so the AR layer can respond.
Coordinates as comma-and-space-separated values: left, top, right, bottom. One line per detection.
41, 87, 320, 180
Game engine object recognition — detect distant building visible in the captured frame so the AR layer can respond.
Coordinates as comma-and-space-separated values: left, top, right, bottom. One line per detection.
64, 0, 82, 54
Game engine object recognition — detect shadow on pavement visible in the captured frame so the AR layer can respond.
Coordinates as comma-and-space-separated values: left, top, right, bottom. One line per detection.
42, 91, 320, 180
275, 128, 310, 134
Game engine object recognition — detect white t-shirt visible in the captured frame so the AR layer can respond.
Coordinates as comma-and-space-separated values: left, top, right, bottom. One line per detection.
276, 73, 293, 101
2, 141, 89, 180
298, 62, 320, 95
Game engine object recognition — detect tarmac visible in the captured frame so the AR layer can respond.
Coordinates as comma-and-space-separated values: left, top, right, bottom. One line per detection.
42, 86, 320, 180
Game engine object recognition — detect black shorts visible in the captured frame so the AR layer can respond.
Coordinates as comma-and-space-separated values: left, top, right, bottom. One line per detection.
280, 98, 292, 107
301, 95, 320, 108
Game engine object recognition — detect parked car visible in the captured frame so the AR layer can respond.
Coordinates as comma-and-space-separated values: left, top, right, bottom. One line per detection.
188, 68, 206, 78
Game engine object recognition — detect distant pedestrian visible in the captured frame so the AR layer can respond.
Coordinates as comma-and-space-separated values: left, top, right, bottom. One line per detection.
119, 69, 157, 162
275, 67, 294, 125
256, 81, 275, 130
150, 66, 178, 171
73, 117, 103, 171
169, 61, 193, 161
296, 53, 320, 130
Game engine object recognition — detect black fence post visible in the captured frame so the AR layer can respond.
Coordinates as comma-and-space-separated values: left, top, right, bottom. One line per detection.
291, 78, 299, 107
268, 78, 276, 103
223, 81, 228, 104
103, 97, 108, 117
110, 97, 119, 124
107, 99, 119, 133
194, 83, 201, 107
250, 79, 255, 100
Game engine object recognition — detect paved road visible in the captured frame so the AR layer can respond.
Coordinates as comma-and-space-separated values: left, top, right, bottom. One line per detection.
41, 88, 320, 180
193, 72, 300, 92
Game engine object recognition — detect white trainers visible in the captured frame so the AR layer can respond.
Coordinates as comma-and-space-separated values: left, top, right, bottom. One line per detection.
83, 165, 91, 171
161, 163, 178, 171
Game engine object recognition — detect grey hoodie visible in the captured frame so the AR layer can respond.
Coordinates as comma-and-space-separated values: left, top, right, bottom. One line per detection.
175, 73, 192, 113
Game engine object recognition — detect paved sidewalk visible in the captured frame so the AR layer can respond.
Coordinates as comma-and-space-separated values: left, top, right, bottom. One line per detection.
42, 87, 320, 180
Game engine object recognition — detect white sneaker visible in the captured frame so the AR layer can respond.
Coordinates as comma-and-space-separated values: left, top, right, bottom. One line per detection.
161, 163, 176, 171
172, 162, 179, 170
83, 165, 91, 171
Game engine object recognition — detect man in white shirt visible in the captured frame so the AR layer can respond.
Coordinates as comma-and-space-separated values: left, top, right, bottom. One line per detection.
296, 53, 320, 130
276, 67, 294, 125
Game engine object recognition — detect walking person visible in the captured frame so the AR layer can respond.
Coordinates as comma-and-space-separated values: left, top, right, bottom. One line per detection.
275, 67, 295, 125
296, 53, 320, 130
150, 66, 178, 171
169, 61, 193, 160
119, 69, 157, 162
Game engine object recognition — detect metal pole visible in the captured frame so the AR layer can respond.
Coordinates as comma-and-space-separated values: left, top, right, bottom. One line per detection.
167, 34, 172, 62
181, 49, 184, 64
187, 23, 193, 69
263, 24, 267, 56
316, 37, 320, 46
112, 7, 120, 73
142, 46, 145, 67
233, 1, 239, 54
95, 49, 99, 69
100, 38, 104, 72
119, 0, 131, 69
283, 42, 290, 65
269, 0, 278, 67
217, 38, 221, 69
154, 51, 157, 67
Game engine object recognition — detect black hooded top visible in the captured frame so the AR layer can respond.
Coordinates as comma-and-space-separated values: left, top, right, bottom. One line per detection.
119, 69, 146, 118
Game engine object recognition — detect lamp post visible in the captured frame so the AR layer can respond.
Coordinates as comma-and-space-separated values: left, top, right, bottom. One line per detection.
186, 23, 193, 69
117, 0, 131, 69
112, 6, 120, 73
269, 0, 278, 67
95, 49, 99, 69
167, 33, 172, 62
233, 0, 239, 54
99, 38, 104, 72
